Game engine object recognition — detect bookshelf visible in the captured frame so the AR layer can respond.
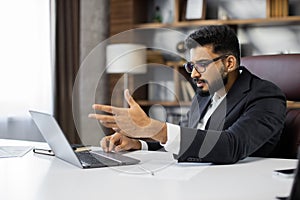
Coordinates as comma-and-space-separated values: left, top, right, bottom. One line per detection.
109, 0, 300, 117
132, 57, 194, 105
107, 49, 194, 124
110, 0, 300, 35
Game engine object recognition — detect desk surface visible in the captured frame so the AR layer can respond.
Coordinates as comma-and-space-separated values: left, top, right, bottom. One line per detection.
0, 139, 297, 200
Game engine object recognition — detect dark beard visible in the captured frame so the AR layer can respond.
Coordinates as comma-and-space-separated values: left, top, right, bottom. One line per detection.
196, 88, 210, 96
195, 75, 228, 96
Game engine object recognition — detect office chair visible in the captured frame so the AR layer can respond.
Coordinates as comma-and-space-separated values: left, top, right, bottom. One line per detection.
241, 54, 300, 159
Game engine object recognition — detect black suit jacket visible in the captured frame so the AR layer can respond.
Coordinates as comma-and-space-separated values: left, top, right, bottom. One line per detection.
148, 67, 286, 164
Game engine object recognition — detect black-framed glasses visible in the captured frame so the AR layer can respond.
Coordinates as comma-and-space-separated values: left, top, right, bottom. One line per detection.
184, 54, 229, 73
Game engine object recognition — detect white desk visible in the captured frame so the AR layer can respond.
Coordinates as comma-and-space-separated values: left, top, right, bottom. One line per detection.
0, 139, 297, 200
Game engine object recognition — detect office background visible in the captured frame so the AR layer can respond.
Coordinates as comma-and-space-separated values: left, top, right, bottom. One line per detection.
1, 0, 300, 146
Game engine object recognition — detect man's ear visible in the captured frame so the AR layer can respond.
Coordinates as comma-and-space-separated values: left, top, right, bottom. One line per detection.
226, 55, 237, 72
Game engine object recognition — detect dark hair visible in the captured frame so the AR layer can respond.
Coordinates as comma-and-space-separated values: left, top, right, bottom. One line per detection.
185, 25, 240, 65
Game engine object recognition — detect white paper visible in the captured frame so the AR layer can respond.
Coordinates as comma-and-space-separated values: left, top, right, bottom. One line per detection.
0, 146, 33, 158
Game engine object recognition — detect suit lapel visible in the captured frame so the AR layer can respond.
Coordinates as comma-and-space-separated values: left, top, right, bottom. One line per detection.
225, 67, 252, 116
208, 67, 252, 130
189, 94, 211, 128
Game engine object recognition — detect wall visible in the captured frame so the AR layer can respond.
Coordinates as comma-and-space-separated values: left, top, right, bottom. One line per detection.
238, 26, 300, 56
0, 117, 44, 142
77, 0, 109, 146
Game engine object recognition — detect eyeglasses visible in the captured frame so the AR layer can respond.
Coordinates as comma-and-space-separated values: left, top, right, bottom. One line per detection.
184, 55, 229, 73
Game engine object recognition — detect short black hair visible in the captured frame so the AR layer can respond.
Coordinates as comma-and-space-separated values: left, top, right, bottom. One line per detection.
185, 25, 240, 65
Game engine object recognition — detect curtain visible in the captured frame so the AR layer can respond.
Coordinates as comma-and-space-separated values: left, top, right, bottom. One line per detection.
54, 0, 81, 144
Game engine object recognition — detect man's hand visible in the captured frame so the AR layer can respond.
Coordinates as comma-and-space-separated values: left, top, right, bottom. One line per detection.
100, 132, 141, 152
89, 89, 167, 143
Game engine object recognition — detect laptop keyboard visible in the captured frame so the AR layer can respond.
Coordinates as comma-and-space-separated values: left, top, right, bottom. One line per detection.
76, 151, 121, 167
92, 150, 136, 163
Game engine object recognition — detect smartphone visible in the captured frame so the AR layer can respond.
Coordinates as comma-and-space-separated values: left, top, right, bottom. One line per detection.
273, 168, 295, 178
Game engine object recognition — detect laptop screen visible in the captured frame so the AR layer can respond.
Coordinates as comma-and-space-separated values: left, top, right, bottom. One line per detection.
30, 110, 83, 168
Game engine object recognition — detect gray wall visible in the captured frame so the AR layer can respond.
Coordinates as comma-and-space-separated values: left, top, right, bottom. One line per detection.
77, 0, 109, 146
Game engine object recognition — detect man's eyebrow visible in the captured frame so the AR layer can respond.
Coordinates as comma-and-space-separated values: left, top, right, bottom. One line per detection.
195, 58, 210, 62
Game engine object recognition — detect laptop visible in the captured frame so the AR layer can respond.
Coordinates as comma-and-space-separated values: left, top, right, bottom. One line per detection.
276, 147, 300, 200
29, 110, 140, 169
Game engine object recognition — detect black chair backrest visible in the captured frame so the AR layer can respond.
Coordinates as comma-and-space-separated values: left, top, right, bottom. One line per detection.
241, 54, 300, 158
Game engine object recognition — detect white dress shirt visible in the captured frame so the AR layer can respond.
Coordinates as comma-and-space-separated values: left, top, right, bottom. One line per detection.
140, 92, 226, 153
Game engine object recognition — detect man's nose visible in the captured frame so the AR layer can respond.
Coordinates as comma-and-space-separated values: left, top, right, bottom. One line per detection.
191, 68, 201, 78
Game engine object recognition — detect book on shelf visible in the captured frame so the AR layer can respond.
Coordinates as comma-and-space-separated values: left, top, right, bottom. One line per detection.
267, 0, 288, 18
181, 81, 190, 102
148, 81, 175, 102
185, 81, 196, 100
180, 80, 196, 102
166, 106, 190, 124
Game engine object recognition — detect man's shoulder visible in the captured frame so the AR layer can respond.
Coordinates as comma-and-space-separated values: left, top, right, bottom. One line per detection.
241, 67, 283, 92
241, 70, 286, 103
250, 71, 282, 91
231, 67, 286, 103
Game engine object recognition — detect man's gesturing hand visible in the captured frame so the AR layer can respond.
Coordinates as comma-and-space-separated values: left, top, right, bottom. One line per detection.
89, 89, 167, 142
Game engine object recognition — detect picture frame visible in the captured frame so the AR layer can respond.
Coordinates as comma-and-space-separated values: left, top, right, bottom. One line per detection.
183, 0, 206, 20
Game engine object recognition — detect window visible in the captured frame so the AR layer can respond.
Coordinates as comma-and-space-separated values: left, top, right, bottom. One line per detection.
0, 0, 53, 117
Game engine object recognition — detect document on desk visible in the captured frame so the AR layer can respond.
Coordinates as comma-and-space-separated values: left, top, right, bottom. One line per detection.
118, 151, 211, 181
0, 146, 33, 158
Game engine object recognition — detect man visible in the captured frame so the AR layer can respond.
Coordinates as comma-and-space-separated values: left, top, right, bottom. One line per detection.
89, 25, 286, 164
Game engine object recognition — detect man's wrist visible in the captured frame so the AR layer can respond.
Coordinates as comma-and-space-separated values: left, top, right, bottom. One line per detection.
133, 139, 142, 150
151, 122, 167, 144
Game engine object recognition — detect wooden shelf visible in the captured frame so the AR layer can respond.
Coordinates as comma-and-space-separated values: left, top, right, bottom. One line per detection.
111, 0, 300, 34
287, 101, 300, 109
134, 16, 300, 29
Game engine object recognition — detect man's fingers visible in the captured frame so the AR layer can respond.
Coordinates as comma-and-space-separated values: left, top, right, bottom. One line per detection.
92, 104, 127, 115
100, 136, 111, 152
115, 142, 128, 152
102, 122, 118, 129
124, 89, 137, 107
100, 134, 121, 152
88, 114, 115, 122
92, 104, 113, 113
108, 134, 120, 152
89, 113, 130, 130
115, 138, 140, 152
88, 114, 118, 129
